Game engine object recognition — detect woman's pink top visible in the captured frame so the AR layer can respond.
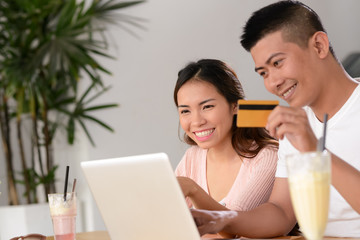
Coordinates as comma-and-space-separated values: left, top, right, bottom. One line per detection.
175, 146, 278, 211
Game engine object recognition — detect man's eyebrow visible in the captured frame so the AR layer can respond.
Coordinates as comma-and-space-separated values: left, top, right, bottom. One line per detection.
254, 52, 285, 72
177, 98, 215, 108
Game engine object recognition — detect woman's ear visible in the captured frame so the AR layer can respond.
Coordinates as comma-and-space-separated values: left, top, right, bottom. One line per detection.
232, 102, 238, 114
310, 31, 330, 59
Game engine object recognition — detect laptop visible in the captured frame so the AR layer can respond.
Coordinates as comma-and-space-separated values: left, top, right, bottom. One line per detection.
81, 152, 201, 240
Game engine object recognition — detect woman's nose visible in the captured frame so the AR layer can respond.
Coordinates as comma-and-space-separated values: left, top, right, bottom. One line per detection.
191, 111, 206, 126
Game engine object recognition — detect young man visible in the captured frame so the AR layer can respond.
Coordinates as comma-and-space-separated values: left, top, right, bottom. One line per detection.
190, 1, 360, 238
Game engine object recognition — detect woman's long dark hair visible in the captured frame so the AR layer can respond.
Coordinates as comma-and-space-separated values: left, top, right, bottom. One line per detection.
174, 59, 278, 158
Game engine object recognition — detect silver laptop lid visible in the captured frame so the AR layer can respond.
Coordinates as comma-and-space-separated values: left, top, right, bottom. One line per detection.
81, 152, 201, 240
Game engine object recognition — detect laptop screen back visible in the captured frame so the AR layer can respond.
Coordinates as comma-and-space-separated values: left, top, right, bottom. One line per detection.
81, 152, 201, 240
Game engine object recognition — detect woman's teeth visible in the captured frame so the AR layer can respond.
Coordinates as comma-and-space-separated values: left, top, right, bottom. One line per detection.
195, 129, 214, 137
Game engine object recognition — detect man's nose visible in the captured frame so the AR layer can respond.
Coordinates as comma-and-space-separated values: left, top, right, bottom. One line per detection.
268, 70, 284, 92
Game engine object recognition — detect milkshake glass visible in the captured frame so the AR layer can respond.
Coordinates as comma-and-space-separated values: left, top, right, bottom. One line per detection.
286, 151, 331, 240
48, 192, 77, 240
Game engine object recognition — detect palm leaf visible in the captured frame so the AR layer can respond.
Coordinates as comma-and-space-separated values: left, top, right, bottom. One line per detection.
80, 114, 114, 132
77, 118, 95, 146
83, 103, 119, 112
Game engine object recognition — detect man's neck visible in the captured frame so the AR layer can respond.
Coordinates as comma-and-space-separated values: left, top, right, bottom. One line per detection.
311, 69, 358, 122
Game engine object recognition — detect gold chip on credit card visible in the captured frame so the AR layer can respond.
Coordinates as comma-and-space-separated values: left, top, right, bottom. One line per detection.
237, 100, 279, 127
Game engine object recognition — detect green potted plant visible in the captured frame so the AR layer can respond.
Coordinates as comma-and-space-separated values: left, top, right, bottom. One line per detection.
0, 0, 145, 205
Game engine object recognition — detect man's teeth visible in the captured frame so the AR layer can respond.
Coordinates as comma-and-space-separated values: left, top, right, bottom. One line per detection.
283, 84, 297, 97
195, 129, 214, 137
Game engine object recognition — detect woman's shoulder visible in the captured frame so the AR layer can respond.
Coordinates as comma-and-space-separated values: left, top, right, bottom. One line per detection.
248, 145, 278, 166
176, 146, 207, 176
260, 144, 278, 155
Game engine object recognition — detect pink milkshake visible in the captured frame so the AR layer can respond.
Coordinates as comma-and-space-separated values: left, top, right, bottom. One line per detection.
48, 192, 77, 240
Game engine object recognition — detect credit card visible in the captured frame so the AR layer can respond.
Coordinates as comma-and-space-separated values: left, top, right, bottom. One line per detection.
237, 100, 279, 127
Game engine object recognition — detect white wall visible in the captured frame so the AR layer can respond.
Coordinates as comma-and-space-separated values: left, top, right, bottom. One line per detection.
1, 0, 360, 232
83, 0, 360, 167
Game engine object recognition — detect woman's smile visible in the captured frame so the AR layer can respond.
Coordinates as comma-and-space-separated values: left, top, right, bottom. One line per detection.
193, 128, 215, 141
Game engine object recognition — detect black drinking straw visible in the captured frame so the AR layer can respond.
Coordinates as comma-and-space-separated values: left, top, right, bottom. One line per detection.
316, 113, 328, 152
64, 166, 70, 201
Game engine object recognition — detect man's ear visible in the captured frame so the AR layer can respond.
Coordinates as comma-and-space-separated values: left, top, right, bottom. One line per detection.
310, 31, 330, 59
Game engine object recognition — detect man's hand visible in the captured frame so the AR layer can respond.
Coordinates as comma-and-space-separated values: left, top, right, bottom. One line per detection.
266, 106, 318, 152
190, 209, 237, 236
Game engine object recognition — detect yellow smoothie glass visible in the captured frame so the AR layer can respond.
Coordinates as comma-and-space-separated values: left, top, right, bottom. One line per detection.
286, 151, 331, 240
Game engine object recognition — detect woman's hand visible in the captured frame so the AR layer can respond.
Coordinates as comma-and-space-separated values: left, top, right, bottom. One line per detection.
177, 176, 199, 197
177, 176, 228, 211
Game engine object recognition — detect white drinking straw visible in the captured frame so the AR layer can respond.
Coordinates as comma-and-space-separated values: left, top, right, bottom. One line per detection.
316, 113, 328, 152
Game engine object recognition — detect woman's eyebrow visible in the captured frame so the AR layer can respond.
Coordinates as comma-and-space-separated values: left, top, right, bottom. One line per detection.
199, 98, 215, 105
177, 104, 189, 108
178, 98, 215, 108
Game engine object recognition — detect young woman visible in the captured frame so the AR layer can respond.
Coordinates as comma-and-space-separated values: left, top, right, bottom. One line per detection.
174, 59, 279, 211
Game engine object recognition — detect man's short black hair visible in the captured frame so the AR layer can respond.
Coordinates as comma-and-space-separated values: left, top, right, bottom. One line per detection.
240, 0, 334, 56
